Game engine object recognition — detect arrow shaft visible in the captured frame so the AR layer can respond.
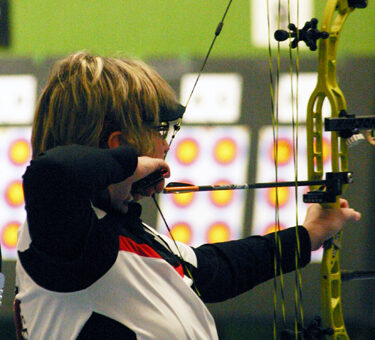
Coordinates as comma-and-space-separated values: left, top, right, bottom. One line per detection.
163, 179, 326, 194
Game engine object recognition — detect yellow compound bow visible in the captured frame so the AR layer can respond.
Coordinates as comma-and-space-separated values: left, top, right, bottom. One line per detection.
306, 1, 368, 338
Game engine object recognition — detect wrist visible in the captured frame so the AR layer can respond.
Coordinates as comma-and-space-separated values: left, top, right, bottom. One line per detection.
304, 224, 324, 251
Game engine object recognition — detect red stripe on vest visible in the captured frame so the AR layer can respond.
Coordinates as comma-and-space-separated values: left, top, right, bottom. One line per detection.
119, 236, 184, 277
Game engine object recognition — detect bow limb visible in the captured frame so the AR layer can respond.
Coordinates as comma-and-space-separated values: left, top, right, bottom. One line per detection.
306, 1, 367, 338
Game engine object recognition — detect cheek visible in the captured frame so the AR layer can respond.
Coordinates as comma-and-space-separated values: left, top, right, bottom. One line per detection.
151, 136, 168, 159
152, 141, 164, 158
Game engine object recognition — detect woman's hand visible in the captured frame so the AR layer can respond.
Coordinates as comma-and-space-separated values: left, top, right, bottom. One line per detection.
303, 198, 361, 251
108, 156, 170, 213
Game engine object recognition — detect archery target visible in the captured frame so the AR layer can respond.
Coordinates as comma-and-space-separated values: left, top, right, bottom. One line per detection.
0, 127, 32, 259
179, 73, 243, 123
158, 126, 250, 246
0, 75, 37, 124
252, 126, 332, 262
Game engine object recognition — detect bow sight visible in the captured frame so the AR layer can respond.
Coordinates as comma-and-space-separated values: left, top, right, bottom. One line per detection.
274, 18, 329, 51
274, 0, 368, 51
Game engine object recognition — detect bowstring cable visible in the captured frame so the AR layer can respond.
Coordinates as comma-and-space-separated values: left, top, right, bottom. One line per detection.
155, 0, 234, 297
267, 0, 287, 338
288, 0, 305, 335
152, 195, 201, 296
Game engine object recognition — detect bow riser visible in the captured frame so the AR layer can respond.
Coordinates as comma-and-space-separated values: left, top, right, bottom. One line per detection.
306, 1, 362, 339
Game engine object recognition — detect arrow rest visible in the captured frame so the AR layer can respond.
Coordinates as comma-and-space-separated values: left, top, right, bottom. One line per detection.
274, 18, 329, 51
303, 171, 353, 203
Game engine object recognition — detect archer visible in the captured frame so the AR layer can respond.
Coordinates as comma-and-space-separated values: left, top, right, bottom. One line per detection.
14, 52, 360, 340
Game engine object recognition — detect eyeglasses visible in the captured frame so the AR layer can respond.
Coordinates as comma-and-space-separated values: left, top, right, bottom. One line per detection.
152, 122, 170, 140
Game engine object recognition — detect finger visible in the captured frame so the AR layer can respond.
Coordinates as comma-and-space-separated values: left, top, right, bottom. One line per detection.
141, 186, 155, 197
154, 179, 165, 193
138, 179, 165, 197
159, 164, 170, 178
348, 209, 362, 221
339, 198, 349, 208
354, 211, 362, 221
343, 208, 361, 221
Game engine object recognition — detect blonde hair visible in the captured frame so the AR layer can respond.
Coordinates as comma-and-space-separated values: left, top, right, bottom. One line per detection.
31, 51, 178, 158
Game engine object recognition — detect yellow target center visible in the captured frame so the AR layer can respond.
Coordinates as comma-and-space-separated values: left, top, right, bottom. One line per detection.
207, 222, 230, 243
170, 223, 192, 244
271, 139, 292, 165
266, 187, 290, 207
172, 192, 195, 207
176, 139, 199, 165
214, 138, 237, 164
210, 181, 234, 206
263, 223, 285, 235
9, 139, 31, 165
5, 181, 24, 207
2, 222, 19, 249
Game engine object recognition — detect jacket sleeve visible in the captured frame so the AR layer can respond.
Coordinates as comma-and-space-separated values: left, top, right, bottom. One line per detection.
22, 144, 138, 260
191, 226, 311, 303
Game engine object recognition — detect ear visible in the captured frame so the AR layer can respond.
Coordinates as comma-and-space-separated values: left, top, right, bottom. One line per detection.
107, 131, 123, 149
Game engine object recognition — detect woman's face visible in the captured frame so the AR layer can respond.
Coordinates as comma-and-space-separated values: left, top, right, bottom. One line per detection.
147, 124, 170, 160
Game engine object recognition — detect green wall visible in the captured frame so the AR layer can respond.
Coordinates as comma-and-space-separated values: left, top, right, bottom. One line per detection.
2, 0, 375, 60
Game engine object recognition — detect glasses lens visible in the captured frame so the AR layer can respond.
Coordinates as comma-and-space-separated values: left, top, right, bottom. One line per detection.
154, 122, 169, 139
